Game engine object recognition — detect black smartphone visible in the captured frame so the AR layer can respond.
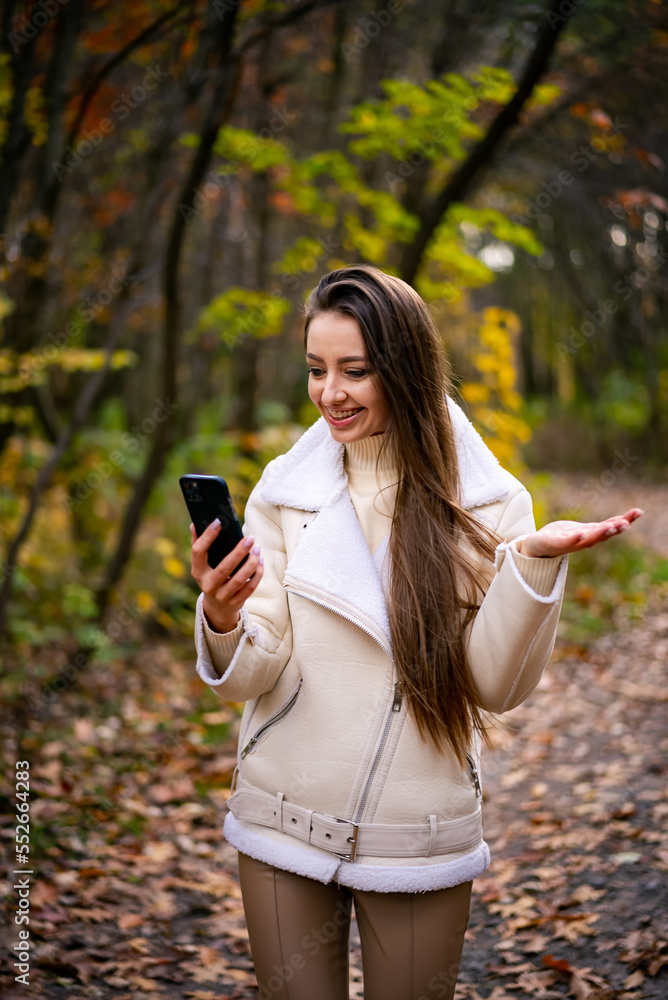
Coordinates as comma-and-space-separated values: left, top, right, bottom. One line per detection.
180, 474, 250, 574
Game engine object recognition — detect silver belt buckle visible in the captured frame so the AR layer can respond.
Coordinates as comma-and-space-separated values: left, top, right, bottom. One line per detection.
331, 818, 359, 862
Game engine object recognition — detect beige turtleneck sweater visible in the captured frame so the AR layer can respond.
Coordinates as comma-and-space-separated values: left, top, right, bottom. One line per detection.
343, 432, 399, 555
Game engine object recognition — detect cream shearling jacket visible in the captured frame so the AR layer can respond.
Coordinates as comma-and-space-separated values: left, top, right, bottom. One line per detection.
193, 398, 568, 892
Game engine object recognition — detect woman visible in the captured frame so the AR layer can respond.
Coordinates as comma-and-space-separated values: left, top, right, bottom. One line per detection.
190, 265, 642, 1000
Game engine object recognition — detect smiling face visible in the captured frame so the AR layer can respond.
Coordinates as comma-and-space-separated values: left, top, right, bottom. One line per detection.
306, 311, 391, 441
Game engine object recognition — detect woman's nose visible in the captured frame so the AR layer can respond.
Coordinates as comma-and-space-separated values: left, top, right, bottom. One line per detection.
321, 376, 348, 405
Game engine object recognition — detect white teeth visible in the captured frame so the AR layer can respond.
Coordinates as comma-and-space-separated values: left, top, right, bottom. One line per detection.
329, 409, 360, 419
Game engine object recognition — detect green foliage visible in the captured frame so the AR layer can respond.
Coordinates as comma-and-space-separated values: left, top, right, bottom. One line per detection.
340, 68, 558, 169
0, 348, 138, 394
62, 582, 98, 619
448, 205, 543, 257
339, 71, 511, 162
195, 288, 291, 347
591, 370, 650, 431
212, 125, 291, 171
558, 536, 668, 644
0, 289, 14, 323
275, 236, 339, 276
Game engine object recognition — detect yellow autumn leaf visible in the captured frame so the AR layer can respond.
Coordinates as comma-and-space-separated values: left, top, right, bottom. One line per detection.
0, 349, 14, 372
136, 591, 155, 611
155, 608, 176, 629
496, 366, 516, 391
499, 388, 523, 411
460, 382, 490, 404
154, 537, 175, 557
12, 405, 33, 425
472, 353, 497, 373
163, 557, 185, 578
483, 306, 505, 323
0, 294, 14, 324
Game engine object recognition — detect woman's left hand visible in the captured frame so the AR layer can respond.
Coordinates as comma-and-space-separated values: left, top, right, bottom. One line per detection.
516, 508, 644, 558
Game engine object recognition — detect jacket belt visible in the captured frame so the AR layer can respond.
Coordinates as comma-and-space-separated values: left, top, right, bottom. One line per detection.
226, 782, 483, 861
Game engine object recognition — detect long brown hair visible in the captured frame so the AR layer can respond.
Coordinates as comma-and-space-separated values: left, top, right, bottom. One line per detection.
304, 264, 502, 765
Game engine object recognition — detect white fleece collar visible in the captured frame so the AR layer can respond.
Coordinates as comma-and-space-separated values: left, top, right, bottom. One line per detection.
257, 398, 522, 654
260, 396, 520, 511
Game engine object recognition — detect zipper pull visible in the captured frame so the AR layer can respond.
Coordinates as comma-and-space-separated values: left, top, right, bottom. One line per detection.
466, 752, 482, 797
392, 681, 403, 712
240, 737, 257, 759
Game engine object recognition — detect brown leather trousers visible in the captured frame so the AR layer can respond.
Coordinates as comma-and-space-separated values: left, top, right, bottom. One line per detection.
237, 851, 472, 1000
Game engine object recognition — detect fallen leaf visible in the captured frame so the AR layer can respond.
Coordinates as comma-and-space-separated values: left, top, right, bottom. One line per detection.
68, 906, 115, 922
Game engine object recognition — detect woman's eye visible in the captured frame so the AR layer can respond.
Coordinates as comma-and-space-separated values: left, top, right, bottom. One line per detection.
307, 368, 368, 378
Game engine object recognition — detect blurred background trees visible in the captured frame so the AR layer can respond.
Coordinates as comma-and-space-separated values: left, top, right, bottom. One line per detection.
1, 0, 666, 668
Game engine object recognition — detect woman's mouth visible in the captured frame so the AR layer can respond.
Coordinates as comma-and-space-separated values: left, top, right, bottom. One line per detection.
326, 408, 363, 426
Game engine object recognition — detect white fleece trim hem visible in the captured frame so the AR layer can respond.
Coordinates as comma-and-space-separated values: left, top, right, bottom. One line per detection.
224, 812, 340, 884
335, 841, 491, 892
224, 813, 491, 892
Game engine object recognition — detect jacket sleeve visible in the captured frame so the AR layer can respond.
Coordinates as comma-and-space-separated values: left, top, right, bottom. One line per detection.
193, 466, 293, 701
466, 484, 568, 713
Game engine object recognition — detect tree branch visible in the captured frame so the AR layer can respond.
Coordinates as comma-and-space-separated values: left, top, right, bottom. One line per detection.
43, 1, 191, 217
400, 0, 578, 285
0, 7, 41, 235
234, 0, 346, 57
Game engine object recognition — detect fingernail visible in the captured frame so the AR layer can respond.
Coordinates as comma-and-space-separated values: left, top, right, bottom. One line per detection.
605, 528, 615, 536
244, 536, 254, 549
259, 556, 264, 566
252, 544, 261, 555
212, 518, 221, 528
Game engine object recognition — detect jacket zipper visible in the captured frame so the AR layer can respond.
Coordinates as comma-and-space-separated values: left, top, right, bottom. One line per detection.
284, 585, 401, 824
353, 680, 403, 824
240, 679, 303, 759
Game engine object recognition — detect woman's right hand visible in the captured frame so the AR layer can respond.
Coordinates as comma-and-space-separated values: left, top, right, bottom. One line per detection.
190, 521, 264, 633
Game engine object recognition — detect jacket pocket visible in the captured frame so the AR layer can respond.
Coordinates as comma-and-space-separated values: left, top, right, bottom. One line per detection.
240, 678, 303, 759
